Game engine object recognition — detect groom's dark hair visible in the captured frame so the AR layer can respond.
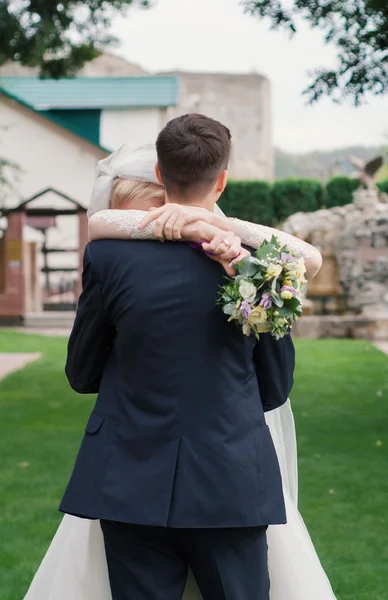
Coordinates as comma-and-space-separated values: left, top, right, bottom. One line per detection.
156, 114, 231, 196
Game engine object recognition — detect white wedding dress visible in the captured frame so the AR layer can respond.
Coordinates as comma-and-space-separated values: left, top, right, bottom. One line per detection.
24, 402, 336, 600
24, 208, 336, 600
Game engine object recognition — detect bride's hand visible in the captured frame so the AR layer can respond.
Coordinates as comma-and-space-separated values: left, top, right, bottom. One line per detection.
201, 230, 243, 262
138, 204, 222, 240
210, 248, 251, 277
197, 227, 251, 276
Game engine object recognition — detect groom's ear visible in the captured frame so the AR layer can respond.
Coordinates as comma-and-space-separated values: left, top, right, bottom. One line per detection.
216, 170, 228, 194
155, 163, 164, 185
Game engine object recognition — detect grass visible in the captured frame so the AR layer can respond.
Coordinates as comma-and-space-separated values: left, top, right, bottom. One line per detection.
0, 331, 387, 599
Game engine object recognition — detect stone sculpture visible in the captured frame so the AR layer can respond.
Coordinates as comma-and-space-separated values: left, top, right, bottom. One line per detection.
349, 154, 384, 189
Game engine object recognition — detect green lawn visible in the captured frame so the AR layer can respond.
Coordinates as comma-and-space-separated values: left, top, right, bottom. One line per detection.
0, 331, 387, 600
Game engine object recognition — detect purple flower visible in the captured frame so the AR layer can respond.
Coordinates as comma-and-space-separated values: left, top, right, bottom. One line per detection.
281, 252, 297, 263
240, 301, 252, 319
280, 286, 298, 300
259, 293, 272, 309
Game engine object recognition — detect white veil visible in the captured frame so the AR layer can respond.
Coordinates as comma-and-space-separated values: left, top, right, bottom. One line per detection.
88, 143, 162, 217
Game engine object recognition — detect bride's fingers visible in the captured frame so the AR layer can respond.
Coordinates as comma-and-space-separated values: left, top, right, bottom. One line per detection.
218, 236, 242, 261
171, 215, 188, 240
154, 212, 172, 240
138, 206, 168, 229
204, 232, 236, 256
230, 248, 251, 264
201, 232, 225, 254
163, 214, 182, 240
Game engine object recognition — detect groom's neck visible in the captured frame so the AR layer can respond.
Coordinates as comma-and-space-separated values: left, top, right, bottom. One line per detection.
165, 193, 215, 212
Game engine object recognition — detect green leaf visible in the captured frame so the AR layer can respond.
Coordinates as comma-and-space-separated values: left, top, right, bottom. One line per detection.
287, 297, 302, 312
253, 271, 264, 282
277, 306, 294, 318
234, 275, 246, 284
236, 258, 258, 277
271, 292, 284, 308
223, 303, 236, 316
255, 244, 273, 261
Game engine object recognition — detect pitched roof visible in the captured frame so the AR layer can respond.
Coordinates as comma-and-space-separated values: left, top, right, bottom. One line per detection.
0, 76, 178, 110
0, 87, 108, 152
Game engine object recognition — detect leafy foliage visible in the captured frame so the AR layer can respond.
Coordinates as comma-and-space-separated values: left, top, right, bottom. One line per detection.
0, 0, 150, 78
242, 0, 388, 104
325, 176, 359, 208
271, 178, 323, 222
377, 179, 388, 194
219, 180, 273, 226
219, 175, 387, 225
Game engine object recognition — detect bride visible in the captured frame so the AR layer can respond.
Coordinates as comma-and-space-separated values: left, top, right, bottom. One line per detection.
24, 144, 336, 600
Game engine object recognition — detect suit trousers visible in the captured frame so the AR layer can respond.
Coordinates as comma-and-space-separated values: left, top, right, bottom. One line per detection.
100, 520, 270, 600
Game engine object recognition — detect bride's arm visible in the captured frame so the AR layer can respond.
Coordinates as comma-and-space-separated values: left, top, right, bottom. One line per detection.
88, 209, 234, 248
88, 209, 159, 241
138, 206, 322, 280
88, 209, 250, 277
222, 217, 322, 280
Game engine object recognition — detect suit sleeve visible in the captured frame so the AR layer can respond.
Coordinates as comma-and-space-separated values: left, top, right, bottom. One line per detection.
253, 332, 295, 412
65, 245, 114, 394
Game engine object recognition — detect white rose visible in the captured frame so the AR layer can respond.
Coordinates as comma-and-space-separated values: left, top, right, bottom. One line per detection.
239, 280, 257, 304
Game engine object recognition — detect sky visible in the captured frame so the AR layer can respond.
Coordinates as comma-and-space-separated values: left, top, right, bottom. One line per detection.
111, 0, 388, 154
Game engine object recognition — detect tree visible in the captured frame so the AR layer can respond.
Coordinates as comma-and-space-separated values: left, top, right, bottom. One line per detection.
242, 1, 388, 105
0, 0, 151, 79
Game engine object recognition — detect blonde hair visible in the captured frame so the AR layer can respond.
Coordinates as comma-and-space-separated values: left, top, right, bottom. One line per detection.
110, 178, 165, 209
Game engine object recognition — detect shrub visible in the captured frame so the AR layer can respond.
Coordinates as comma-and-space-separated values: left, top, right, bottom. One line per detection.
219, 181, 273, 225
325, 177, 359, 208
271, 178, 323, 222
377, 179, 388, 194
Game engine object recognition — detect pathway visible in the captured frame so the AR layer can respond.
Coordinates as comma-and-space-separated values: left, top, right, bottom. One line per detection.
11, 327, 70, 337
0, 353, 42, 381
374, 342, 388, 355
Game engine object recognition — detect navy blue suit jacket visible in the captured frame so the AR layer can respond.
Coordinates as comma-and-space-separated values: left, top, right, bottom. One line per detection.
60, 240, 295, 527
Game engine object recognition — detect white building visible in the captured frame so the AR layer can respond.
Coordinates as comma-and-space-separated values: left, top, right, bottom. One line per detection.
0, 55, 273, 314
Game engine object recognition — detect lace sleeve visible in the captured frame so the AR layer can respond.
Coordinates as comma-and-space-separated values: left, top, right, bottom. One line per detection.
229, 218, 320, 261
88, 210, 158, 241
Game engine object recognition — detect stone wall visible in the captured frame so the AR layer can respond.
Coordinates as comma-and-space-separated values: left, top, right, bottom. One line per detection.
282, 188, 388, 317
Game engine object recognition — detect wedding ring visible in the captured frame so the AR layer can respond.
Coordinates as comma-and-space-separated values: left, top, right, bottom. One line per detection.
223, 239, 232, 248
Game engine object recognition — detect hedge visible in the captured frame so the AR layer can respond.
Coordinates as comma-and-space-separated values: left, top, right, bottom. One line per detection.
218, 181, 273, 226
377, 179, 388, 194
325, 177, 359, 208
218, 177, 388, 225
271, 178, 323, 222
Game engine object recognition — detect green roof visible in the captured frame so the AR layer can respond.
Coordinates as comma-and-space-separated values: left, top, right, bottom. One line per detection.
0, 87, 108, 152
0, 76, 178, 110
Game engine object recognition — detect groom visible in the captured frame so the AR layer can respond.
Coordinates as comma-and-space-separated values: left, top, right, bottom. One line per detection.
61, 114, 295, 600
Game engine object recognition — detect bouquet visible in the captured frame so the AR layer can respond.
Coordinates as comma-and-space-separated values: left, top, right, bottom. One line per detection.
218, 237, 306, 339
